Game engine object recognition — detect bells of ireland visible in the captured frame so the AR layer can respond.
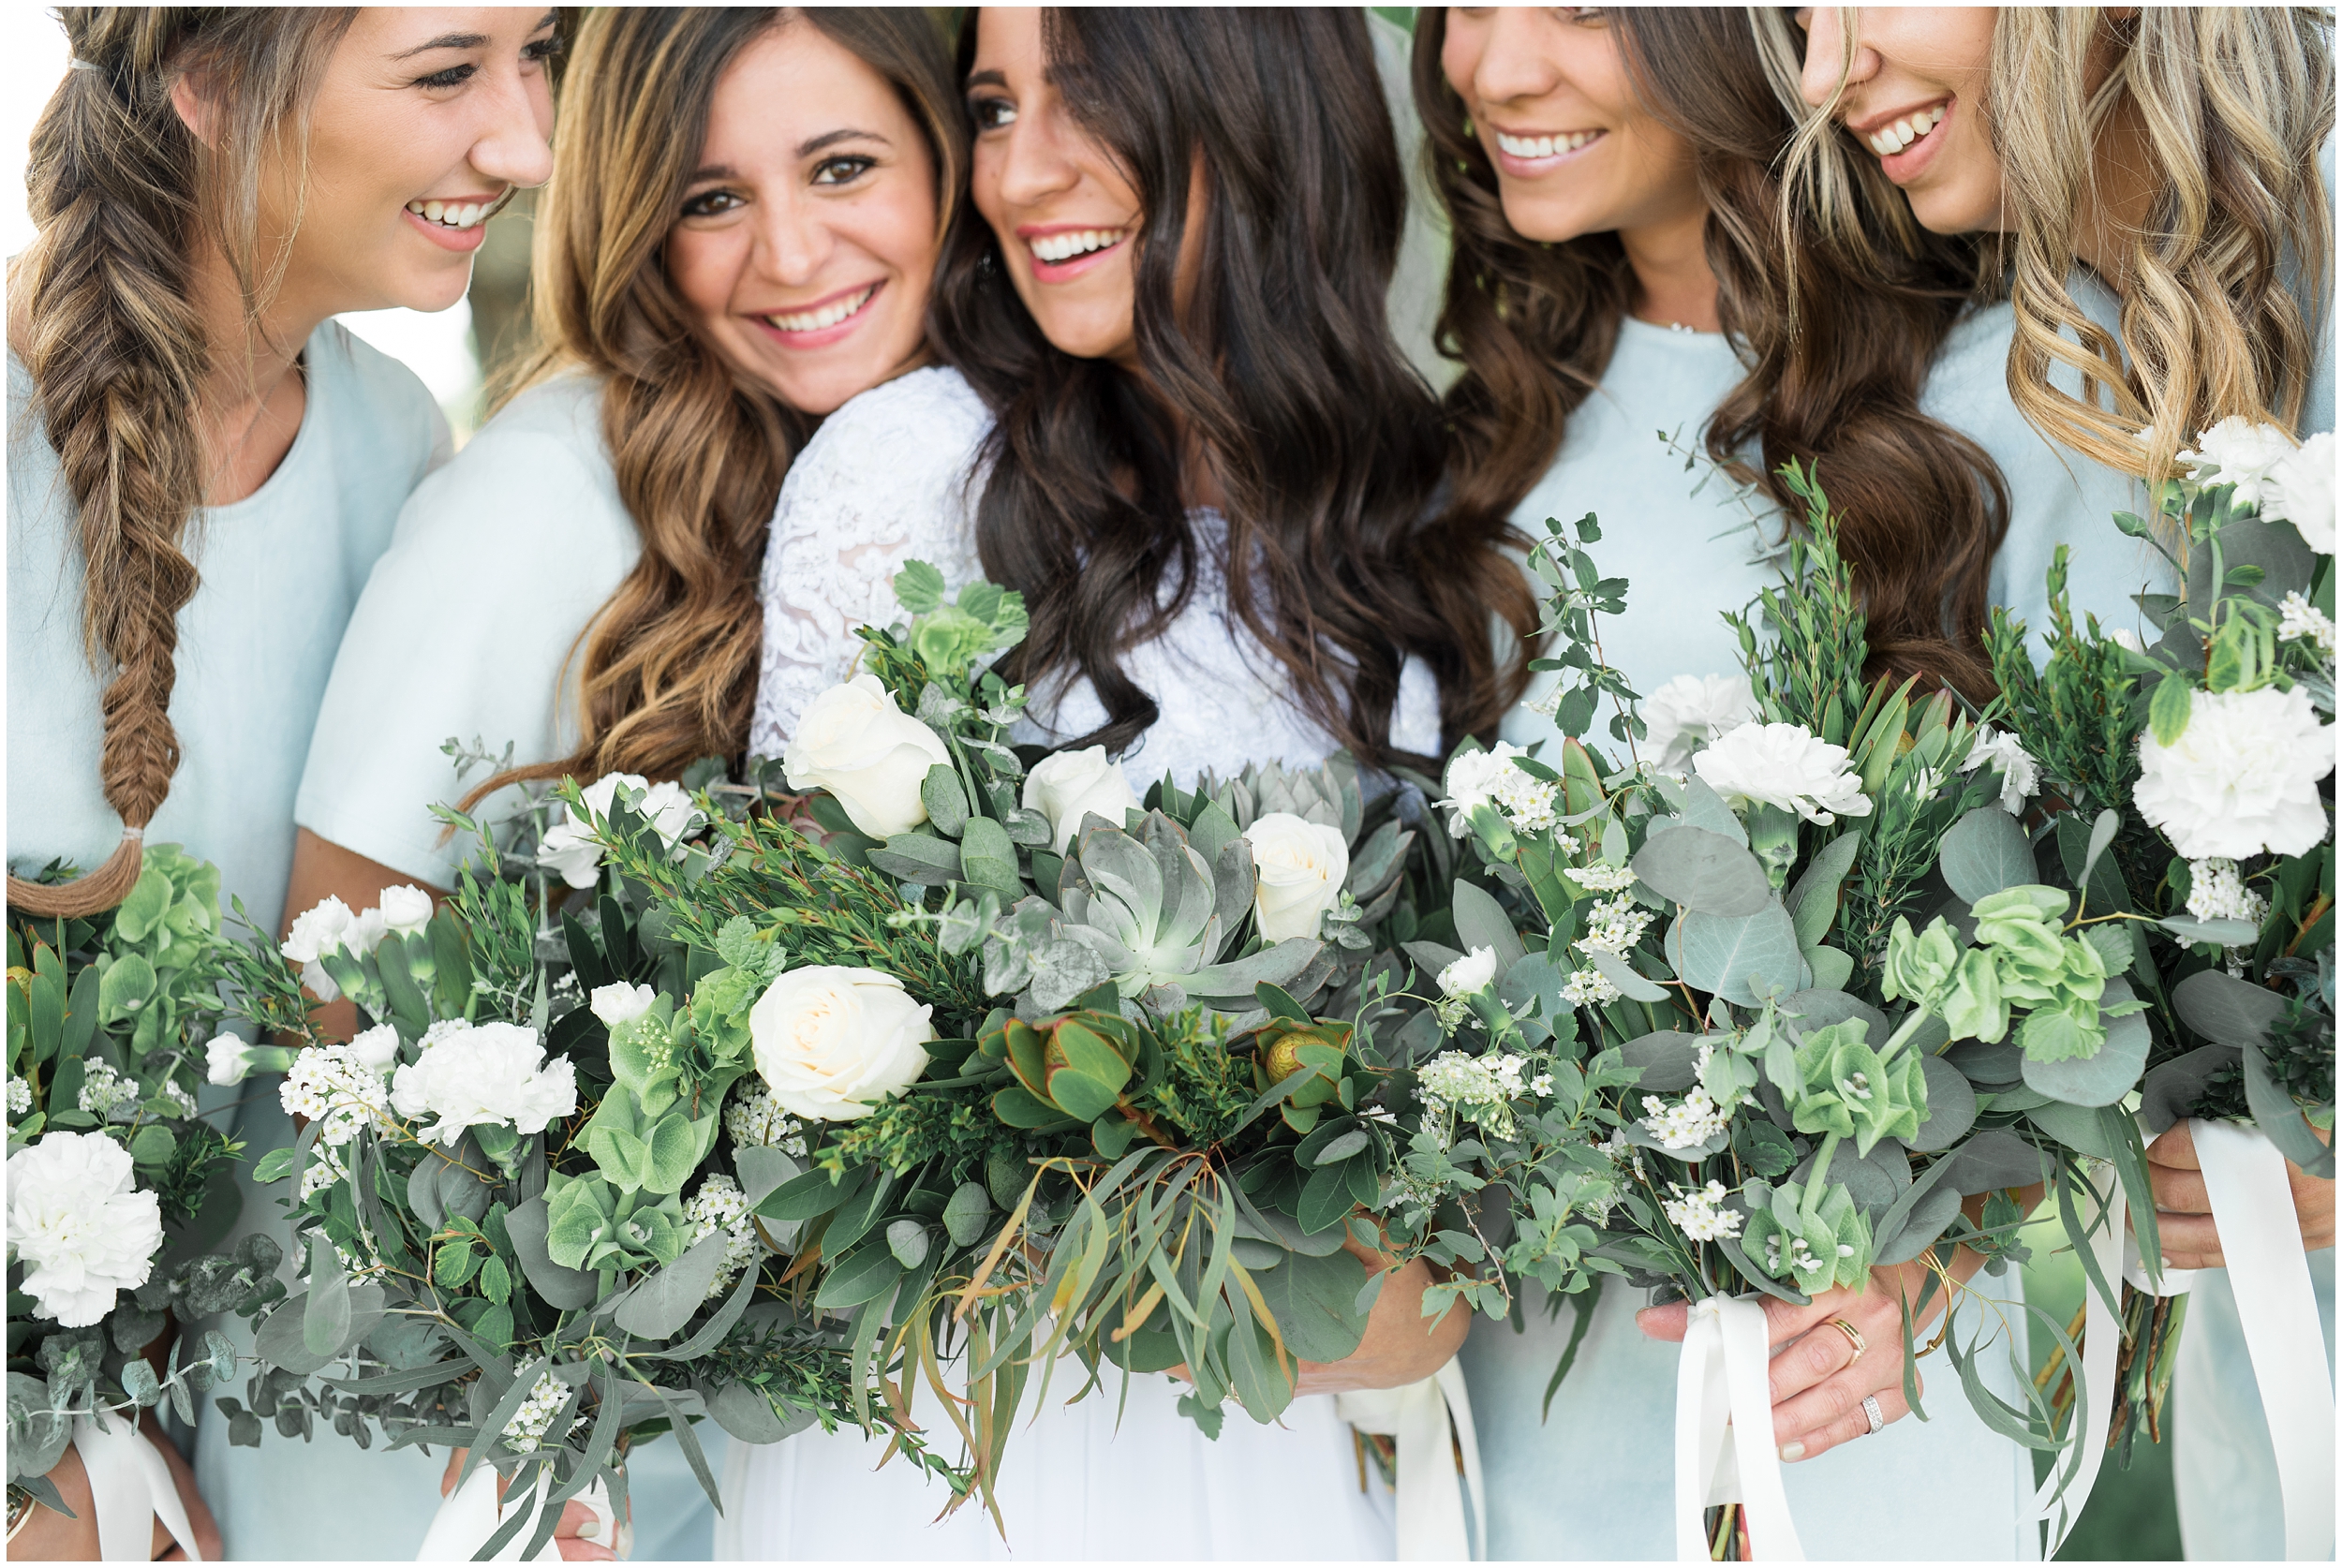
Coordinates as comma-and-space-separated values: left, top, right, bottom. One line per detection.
1742, 1176, 1874, 1292
1969, 886, 2071, 996
1786, 1018, 1927, 1155
1881, 915, 1960, 1013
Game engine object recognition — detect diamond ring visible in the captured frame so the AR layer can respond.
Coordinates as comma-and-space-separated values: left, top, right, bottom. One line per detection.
1862, 1394, 1886, 1436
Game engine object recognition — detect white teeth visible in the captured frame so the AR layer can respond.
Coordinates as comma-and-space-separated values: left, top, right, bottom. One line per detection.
1029, 229, 1123, 264
406, 198, 497, 230
1868, 104, 1945, 156
1494, 129, 1600, 160
765, 284, 878, 334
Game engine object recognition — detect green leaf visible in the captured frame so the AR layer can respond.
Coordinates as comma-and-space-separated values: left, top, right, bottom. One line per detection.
813, 1243, 904, 1309
756, 1165, 869, 1222
505, 1194, 600, 1309
2148, 675, 2193, 747
1801, 944, 1855, 994
1253, 1246, 1370, 1362
1588, 947, 1667, 1003
1786, 830, 1862, 949
2157, 914, 2261, 946
2245, 1043, 2335, 1178
957, 816, 1022, 898
1631, 827, 1772, 916
941, 1182, 992, 1248
613, 1230, 730, 1339
893, 558, 948, 614
2171, 969, 2290, 1050
992, 1085, 1078, 1130
865, 832, 964, 886
304, 1234, 352, 1357
253, 1147, 298, 1185
920, 763, 971, 838
1297, 1161, 1357, 1235
1618, 1030, 1702, 1092
126, 1123, 175, 1166
1449, 881, 1527, 975
2077, 810, 2120, 893
1938, 806, 2033, 907
1906, 1056, 1978, 1151
96, 954, 156, 1024
1669, 902, 1803, 1006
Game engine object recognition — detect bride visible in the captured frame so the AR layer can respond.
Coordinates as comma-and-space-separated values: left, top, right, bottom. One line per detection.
728, 7, 1535, 1559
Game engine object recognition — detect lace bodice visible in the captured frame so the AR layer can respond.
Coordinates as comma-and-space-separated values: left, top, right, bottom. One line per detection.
751, 366, 1438, 788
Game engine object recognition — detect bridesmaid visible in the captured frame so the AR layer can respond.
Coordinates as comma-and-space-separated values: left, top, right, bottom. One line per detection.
1793, 10, 2334, 1559
727, 7, 1523, 1558
280, 7, 966, 1559
1413, 7, 2145, 1558
6, 7, 552, 1557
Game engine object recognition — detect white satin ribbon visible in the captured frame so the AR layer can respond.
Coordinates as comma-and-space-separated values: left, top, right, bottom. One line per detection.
70, 1412, 200, 1561
1673, 1295, 1802, 1562
1336, 1361, 1487, 1561
2034, 1163, 2126, 1558
418, 1465, 623, 1561
2128, 1119, 2334, 1562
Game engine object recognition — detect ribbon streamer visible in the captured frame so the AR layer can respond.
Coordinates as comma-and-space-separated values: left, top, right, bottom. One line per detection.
1336, 1361, 1487, 1561
418, 1466, 623, 1561
69, 1412, 200, 1561
1673, 1294, 1802, 1562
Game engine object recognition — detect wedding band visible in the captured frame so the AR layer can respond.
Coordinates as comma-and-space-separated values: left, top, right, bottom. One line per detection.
1828, 1316, 1866, 1364
1862, 1394, 1886, 1436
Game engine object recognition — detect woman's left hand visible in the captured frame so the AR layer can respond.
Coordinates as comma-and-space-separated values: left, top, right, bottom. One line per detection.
1634, 1255, 1965, 1464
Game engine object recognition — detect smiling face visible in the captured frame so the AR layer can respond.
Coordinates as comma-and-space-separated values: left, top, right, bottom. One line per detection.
664, 21, 939, 417
966, 7, 1154, 366
1440, 7, 1703, 246
260, 8, 558, 316
1798, 7, 2002, 233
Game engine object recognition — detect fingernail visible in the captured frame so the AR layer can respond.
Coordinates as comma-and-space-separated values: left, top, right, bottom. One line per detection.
576, 1520, 600, 1540
1779, 1442, 1805, 1461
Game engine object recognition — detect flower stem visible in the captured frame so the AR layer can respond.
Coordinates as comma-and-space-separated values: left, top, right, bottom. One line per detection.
1801, 1131, 1842, 1226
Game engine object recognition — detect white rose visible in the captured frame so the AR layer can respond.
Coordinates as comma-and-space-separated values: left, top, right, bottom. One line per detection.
1960, 727, 2042, 816
1438, 946, 1497, 998
2264, 431, 2335, 554
1692, 722, 1874, 824
1242, 813, 1349, 943
7, 1131, 163, 1326
347, 1022, 403, 1076
388, 1022, 578, 1146
2135, 684, 2334, 859
207, 1032, 256, 1087
749, 966, 934, 1122
783, 674, 953, 839
1022, 746, 1142, 852
2179, 417, 2297, 509
378, 885, 434, 937
1641, 673, 1758, 771
590, 982, 656, 1028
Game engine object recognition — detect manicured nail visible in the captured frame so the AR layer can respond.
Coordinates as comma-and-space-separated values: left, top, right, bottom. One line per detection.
576, 1520, 600, 1539
1779, 1442, 1805, 1461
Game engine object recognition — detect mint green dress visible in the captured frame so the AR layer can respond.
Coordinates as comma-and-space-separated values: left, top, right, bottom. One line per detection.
8, 323, 452, 1560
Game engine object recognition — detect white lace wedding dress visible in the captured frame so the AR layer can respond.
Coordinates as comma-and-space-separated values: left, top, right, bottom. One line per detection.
723, 366, 1421, 1560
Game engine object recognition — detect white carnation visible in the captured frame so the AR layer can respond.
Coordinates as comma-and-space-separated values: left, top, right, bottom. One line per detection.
1641, 674, 1758, 770
7, 1131, 164, 1326
2179, 418, 2297, 509
590, 982, 657, 1028
1437, 947, 1497, 998
207, 1032, 257, 1087
539, 773, 703, 890
281, 896, 354, 965
1962, 727, 2042, 816
2135, 685, 2334, 859
388, 1022, 578, 1146
2261, 431, 2335, 553
1693, 722, 1872, 824
347, 1022, 404, 1076
378, 884, 434, 937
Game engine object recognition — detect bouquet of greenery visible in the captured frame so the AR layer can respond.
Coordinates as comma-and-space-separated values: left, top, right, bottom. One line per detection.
211, 766, 954, 1560
558, 563, 1499, 1525
1423, 469, 2201, 1554
1985, 421, 2333, 1511
7, 848, 264, 1527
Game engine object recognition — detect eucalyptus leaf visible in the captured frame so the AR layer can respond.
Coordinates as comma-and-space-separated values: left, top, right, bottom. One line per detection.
2172, 969, 2290, 1051
1938, 806, 2034, 906
2245, 1043, 2335, 1178
1939, 1129, 2046, 1195
1630, 827, 1771, 916
506, 1195, 600, 1311
1617, 1031, 1702, 1093
1449, 881, 1527, 976
2021, 981, 2149, 1108
2137, 1044, 2240, 1133
2157, 915, 2262, 947
1589, 947, 1668, 1003
1671, 902, 1802, 1006
1906, 1056, 1978, 1151
613, 1231, 732, 1339
1786, 830, 1862, 949
1253, 1247, 1369, 1363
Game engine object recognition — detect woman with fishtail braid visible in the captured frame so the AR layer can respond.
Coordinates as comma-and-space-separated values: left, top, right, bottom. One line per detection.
6, 9, 556, 1558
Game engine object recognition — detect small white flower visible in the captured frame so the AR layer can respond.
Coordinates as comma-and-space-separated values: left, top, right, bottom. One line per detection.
2276, 592, 2335, 656
685, 1173, 764, 1298
1961, 727, 2042, 816
2136, 685, 2334, 859
2261, 432, 2335, 553
2184, 858, 2270, 931
389, 1022, 578, 1146
2179, 418, 2297, 509
1560, 967, 1622, 1007
378, 885, 434, 937
1574, 894, 1653, 960
6, 1076, 30, 1117
1562, 864, 1638, 894
7, 1131, 164, 1326
76, 1061, 139, 1123
1640, 1086, 1733, 1155
1663, 1179, 1744, 1243
1529, 1072, 1554, 1098
280, 1044, 392, 1146
1443, 743, 1560, 837
158, 1081, 198, 1119
1641, 674, 1759, 771
300, 1143, 350, 1202
724, 1083, 809, 1159
590, 982, 657, 1029
1693, 722, 1873, 824
501, 1371, 572, 1453
1437, 947, 1498, 998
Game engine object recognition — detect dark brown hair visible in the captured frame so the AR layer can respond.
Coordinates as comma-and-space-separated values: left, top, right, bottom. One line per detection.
9, 7, 359, 916
931, 8, 1534, 768
485, 7, 966, 796
1416, 7, 2009, 698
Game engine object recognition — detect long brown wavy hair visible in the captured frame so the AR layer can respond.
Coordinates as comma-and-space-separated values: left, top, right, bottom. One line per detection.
480, 7, 965, 796
932, 8, 1532, 769
1416, 7, 2010, 699
9, 7, 358, 917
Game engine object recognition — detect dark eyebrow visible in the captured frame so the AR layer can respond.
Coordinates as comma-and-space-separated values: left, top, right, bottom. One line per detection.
799, 127, 891, 157
686, 163, 738, 185
394, 31, 489, 59
964, 68, 1007, 90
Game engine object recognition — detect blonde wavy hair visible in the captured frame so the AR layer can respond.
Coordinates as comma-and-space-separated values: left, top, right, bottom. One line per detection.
8, 7, 356, 917
1779, 7, 2333, 482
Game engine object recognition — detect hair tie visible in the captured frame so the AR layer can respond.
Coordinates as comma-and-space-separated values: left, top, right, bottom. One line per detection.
68, 58, 103, 72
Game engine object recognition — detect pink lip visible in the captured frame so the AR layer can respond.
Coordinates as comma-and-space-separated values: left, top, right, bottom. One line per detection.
1014, 223, 1129, 285
403, 205, 489, 254
1868, 99, 1954, 185
751, 280, 883, 349
1486, 126, 1606, 181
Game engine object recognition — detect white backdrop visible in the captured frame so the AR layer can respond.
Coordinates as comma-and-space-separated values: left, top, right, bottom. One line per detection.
2, 7, 482, 426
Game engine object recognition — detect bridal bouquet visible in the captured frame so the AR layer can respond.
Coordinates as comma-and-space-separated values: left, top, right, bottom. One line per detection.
563, 564, 1483, 1522
7, 849, 264, 1522
1985, 422, 2333, 1519
1426, 471, 2195, 1553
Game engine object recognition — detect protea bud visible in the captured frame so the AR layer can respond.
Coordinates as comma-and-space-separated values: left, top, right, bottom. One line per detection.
986, 1009, 1143, 1125
1253, 1018, 1350, 1118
